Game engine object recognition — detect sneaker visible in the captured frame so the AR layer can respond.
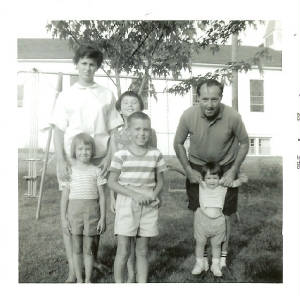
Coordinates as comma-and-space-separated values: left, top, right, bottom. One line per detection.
203, 257, 209, 271
191, 261, 205, 275
210, 263, 222, 277
220, 257, 226, 269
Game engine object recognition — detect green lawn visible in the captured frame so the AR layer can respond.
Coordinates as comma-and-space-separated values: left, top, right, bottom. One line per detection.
18, 154, 282, 283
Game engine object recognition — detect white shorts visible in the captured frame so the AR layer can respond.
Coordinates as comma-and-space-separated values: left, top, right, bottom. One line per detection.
114, 186, 159, 237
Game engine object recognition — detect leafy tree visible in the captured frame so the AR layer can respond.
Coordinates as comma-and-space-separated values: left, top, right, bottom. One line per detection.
47, 20, 198, 97
47, 20, 268, 106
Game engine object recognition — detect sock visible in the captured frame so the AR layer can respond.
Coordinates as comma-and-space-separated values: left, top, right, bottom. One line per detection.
221, 251, 227, 259
220, 251, 227, 266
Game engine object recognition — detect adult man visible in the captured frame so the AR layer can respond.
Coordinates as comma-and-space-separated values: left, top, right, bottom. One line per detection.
173, 79, 249, 273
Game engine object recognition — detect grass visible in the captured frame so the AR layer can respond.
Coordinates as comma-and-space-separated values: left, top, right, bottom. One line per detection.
18, 153, 282, 283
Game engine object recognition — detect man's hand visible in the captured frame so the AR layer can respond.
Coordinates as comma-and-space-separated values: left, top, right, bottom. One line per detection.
97, 218, 106, 234
220, 167, 236, 187
186, 166, 202, 184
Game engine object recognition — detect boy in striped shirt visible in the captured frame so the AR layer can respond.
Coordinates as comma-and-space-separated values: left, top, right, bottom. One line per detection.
108, 111, 167, 283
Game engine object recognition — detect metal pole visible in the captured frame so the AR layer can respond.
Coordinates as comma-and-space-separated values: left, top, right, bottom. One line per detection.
36, 73, 63, 220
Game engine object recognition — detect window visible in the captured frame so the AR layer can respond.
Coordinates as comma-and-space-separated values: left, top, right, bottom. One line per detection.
17, 85, 24, 108
248, 137, 271, 155
258, 138, 271, 155
249, 138, 255, 155
250, 80, 264, 112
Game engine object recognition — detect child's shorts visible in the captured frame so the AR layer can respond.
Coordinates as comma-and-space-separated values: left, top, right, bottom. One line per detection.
194, 208, 226, 246
114, 187, 159, 237
68, 199, 100, 236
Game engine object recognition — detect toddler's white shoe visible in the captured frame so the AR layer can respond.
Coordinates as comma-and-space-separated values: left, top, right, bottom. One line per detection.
191, 260, 205, 275
220, 257, 226, 269
211, 258, 222, 277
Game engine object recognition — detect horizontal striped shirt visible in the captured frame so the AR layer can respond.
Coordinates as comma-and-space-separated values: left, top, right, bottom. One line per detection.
62, 165, 106, 200
110, 148, 167, 188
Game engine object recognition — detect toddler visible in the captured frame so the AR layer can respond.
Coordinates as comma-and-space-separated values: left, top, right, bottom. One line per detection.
192, 162, 247, 277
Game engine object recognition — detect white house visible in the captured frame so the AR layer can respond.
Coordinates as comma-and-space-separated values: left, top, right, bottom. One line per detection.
17, 27, 282, 156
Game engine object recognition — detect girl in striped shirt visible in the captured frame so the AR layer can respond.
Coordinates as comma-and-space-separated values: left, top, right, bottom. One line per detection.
61, 133, 106, 283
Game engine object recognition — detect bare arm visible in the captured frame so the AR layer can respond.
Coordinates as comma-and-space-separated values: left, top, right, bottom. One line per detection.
153, 171, 164, 197
108, 171, 155, 205
173, 143, 202, 183
60, 187, 71, 233
152, 171, 165, 207
97, 185, 106, 234
53, 127, 70, 180
221, 142, 249, 187
98, 128, 118, 176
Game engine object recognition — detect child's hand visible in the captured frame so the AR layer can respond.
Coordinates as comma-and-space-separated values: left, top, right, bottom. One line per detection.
62, 216, 71, 234
135, 193, 155, 206
97, 218, 106, 234
150, 196, 161, 208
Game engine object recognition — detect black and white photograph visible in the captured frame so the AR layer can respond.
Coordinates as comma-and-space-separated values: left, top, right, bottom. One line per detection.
2, 0, 300, 294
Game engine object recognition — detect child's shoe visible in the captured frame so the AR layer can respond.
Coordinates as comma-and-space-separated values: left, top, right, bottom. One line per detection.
191, 258, 206, 275
210, 258, 222, 277
220, 256, 226, 269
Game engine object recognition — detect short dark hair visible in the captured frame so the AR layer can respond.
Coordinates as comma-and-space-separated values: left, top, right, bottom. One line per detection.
115, 90, 144, 112
201, 162, 223, 179
127, 111, 151, 127
73, 44, 103, 68
70, 133, 96, 159
196, 79, 224, 97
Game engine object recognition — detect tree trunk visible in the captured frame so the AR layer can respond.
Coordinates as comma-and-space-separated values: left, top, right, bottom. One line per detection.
115, 70, 122, 98
138, 67, 149, 96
